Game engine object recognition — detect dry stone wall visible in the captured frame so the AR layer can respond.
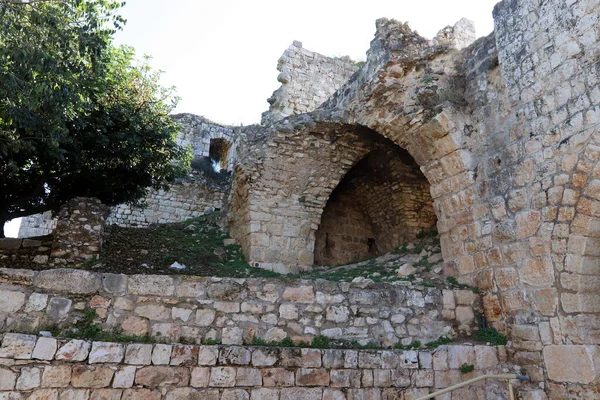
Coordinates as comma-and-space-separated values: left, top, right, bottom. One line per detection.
0, 268, 479, 348
17, 212, 56, 239
0, 332, 524, 400
105, 175, 226, 228
261, 41, 358, 126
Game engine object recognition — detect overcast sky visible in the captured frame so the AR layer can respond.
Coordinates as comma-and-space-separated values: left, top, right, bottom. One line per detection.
4, 0, 501, 237
113, 0, 501, 126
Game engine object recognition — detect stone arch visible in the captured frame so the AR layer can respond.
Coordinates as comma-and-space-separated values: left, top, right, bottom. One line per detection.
230, 106, 475, 274
314, 142, 436, 266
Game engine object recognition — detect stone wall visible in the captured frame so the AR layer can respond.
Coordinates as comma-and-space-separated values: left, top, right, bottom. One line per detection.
0, 332, 526, 400
172, 113, 237, 171
105, 175, 227, 228
49, 198, 110, 266
0, 268, 479, 348
18, 212, 56, 238
260, 41, 358, 126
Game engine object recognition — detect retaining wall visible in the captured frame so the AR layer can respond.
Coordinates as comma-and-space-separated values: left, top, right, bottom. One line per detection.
0, 268, 479, 347
0, 333, 520, 400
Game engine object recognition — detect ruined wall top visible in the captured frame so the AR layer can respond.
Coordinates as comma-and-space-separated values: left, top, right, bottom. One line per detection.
260, 41, 359, 126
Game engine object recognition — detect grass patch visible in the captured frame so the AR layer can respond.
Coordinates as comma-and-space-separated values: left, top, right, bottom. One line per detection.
100, 213, 283, 278
64, 310, 157, 343
460, 363, 475, 374
424, 336, 453, 349
472, 327, 507, 345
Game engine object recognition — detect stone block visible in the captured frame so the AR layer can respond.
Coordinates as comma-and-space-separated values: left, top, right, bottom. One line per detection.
296, 368, 329, 386
89, 342, 125, 364
219, 346, 251, 366
0, 290, 26, 313
102, 274, 128, 296
170, 345, 199, 367
301, 348, 322, 368
198, 346, 219, 366
251, 388, 279, 400
261, 368, 295, 387
543, 345, 597, 384
113, 366, 136, 389
121, 389, 161, 400
32, 337, 57, 361
125, 344, 153, 365
330, 369, 361, 388
16, 367, 41, 391
59, 389, 89, 400
134, 366, 190, 387
120, 316, 148, 336
34, 269, 101, 295
24, 293, 49, 312
0, 333, 36, 359
209, 367, 236, 387
222, 327, 243, 345
190, 367, 210, 388
151, 344, 172, 365
252, 348, 278, 367
282, 286, 315, 303
128, 275, 175, 296
0, 367, 17, 390
89, 389, 123, 400
27, 389, 59, 400
41, 366, 71, 388
71, 366, 114, 388
280, 388, 322, 400
235, 368, 262, 386
46, 297, 72, 321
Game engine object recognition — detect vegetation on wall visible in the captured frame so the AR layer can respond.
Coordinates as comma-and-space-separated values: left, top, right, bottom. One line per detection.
0, 0, 190, 236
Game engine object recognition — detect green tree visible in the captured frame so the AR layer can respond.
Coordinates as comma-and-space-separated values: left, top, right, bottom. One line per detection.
0, 0, 190, 237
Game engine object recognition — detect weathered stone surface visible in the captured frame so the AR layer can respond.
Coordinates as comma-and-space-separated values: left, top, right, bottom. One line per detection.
0, 333, 36, 359
135, 366, 190, 387
151, 344, 172, 365
0, 367, 17, 390
170, 345, 199, 367
46, 297, 72, 321
32, 338, 57, 361
89, 342, 125, 364
0, 290, 26, 313
55, 340, 91, 362
209, 367, 236, 387
125, 344, 153, 365
113, 366, 136, 389
128, 275, 175, 296
71, 366, 114, 388
543, 345, 597, 384
34, 269, 101, 294
25, 293, 49, 312
41, 366, 72, 388
121, 389, 161, 400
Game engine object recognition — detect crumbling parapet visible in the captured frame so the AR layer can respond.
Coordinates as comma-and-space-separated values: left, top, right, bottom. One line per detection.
260, 41, 359, 126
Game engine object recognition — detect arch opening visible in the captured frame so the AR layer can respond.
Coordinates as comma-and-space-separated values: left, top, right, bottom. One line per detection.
314, 140, 437, 266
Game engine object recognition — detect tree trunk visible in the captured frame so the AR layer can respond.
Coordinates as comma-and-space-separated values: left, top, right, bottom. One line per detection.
0, 217, 6, 238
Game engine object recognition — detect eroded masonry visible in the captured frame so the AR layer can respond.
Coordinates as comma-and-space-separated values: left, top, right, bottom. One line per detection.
7, 0, 600, 397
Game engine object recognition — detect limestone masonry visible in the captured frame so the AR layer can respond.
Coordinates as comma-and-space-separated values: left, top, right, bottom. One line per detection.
7, 0, 600, 397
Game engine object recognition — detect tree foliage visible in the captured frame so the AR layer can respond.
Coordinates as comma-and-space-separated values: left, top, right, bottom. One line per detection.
0, 0, 190, 236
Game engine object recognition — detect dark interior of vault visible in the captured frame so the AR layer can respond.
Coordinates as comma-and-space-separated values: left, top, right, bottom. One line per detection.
313, 143, 437, 266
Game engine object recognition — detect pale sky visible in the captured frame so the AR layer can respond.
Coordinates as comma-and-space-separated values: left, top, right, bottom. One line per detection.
113, 0, 500, 126
4, 0, 500, 237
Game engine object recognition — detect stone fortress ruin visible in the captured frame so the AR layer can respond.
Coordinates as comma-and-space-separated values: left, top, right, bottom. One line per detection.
2, 0, 600, 398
